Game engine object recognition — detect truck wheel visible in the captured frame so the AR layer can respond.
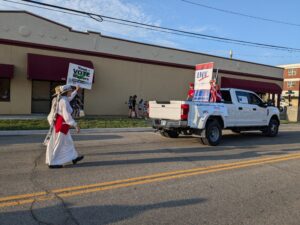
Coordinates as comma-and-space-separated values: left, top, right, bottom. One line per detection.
201, 120, 222, 146
263, 118, 279, 137
159, 130, 168, 137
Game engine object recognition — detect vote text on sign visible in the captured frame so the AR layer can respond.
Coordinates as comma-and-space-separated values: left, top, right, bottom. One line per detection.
67, 63, 94, 90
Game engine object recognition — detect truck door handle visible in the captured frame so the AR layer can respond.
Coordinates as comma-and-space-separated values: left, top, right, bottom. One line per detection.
238, 107, 243, 110
253, 108, 257, 111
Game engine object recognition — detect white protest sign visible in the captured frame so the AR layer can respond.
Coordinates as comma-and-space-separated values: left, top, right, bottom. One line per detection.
194, 62, 214, 90
67, 63, 94, 90
193, 62, 214, 102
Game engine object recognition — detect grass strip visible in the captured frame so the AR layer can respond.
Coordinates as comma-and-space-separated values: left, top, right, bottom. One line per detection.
0, 118, 151, 130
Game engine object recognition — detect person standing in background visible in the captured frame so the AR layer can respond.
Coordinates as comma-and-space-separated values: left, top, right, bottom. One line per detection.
138, 98, 144, 118
131, 95, 137, 118
128, 96, 133, 118
70, 90, 84, 118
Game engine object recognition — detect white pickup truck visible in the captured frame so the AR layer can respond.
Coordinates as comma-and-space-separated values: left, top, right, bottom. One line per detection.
149, 88, 280, 146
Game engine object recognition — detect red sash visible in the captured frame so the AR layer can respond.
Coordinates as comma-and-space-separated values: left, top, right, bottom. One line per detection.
210, 86, 217, 102
55, 114, 70, 134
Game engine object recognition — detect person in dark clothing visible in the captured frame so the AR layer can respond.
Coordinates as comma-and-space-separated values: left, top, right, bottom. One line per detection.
70, 93, 83, 118
128, 96, 133, 118
131, 95, 137, 118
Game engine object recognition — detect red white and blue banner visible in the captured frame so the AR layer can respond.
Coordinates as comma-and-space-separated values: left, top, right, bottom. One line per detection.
193, 62, 214, 102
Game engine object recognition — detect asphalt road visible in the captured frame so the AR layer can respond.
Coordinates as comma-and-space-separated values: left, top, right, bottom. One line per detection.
0, 124, 300, 225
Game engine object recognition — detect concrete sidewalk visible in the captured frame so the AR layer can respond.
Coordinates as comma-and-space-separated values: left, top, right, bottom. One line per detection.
0, 127, 154, 136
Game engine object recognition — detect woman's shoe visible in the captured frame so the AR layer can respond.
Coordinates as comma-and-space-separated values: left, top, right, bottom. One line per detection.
48, 165, 63, 169
72, 155, 84, 164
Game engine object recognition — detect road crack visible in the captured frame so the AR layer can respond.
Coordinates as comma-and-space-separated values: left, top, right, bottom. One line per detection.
29, 148, 81, 225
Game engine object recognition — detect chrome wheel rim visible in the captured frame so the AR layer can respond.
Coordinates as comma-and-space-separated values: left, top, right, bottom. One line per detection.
270, 122, 278, 134
209, 127, 219, 142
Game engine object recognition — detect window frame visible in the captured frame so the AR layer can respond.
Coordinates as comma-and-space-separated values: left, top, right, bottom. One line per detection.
287, 69, 297, 76
287, 81, 296, 88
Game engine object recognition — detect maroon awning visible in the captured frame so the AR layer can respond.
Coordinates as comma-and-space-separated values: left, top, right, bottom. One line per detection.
221, 77, 282, 94
27, 54, 94, 81
0, 64, 14, 78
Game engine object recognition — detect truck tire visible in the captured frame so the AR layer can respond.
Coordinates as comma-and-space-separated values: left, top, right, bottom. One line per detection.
201, 120, 222, 146
262, 118, 279, 137
160, 130, 179, 138
159, 130, 168, 137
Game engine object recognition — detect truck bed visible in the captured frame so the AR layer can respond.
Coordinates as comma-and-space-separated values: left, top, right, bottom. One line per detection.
148, 101, 189, 120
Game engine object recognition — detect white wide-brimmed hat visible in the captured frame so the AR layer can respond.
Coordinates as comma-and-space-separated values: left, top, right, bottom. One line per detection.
60, 85, 73, 95
52, 85, 62, 97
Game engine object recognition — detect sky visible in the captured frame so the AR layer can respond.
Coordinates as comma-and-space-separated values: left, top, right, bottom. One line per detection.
0, 0, 300, 66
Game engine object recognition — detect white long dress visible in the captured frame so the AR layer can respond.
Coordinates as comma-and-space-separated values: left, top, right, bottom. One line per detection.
46, 96, 78, 165
47, 90, 77, 125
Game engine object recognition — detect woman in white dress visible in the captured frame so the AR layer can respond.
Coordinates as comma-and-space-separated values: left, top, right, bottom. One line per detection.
46, 85, 84, 169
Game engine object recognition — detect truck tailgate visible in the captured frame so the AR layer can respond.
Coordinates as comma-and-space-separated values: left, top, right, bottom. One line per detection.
149, 101, 188, 120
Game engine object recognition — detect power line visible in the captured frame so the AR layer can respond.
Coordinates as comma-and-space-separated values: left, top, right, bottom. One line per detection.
3, 0, 87, 17
182, 0, 300, 28
2, 0, 300, 53
2, 0, 103, 22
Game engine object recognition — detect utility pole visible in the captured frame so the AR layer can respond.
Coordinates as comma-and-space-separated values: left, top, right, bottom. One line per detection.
229, 50, 233, 59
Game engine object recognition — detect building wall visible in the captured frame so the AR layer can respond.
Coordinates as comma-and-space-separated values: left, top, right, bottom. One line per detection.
0, 42, 284, 115
0, 43, 195, 115
0, 11, 284, 115
282, 66, 300, 95
283, 80, 300, 91
283, 66, 300, 79
0, 44, 32, 114
85, 56, 193, 115
0, 11, 283, 79
279, 64, 300, 122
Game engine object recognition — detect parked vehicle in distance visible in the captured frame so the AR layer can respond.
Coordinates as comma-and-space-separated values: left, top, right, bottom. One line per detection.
149, 88, 280, 146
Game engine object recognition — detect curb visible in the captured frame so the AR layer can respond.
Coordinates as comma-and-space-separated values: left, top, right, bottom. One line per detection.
0, 127, 154, 136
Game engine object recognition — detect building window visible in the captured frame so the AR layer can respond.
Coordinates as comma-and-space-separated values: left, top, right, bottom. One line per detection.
288, 69, 297, 76
0, 78, 10, 102
287, 81, 296, 88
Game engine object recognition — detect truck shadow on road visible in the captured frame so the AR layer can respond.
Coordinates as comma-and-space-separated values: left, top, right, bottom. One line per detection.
0, 198, 206, 225
68, 131, 300, 168
221, 130, 300, 147
88, 130, 300, 157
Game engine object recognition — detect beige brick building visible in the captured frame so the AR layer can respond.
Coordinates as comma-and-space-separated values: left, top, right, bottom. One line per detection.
0, 11, 283, 116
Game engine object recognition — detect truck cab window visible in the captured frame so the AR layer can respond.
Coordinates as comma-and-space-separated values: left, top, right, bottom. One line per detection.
249, 93, 263, 105
236, 91, 249, 104
220, 90, 232, 104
